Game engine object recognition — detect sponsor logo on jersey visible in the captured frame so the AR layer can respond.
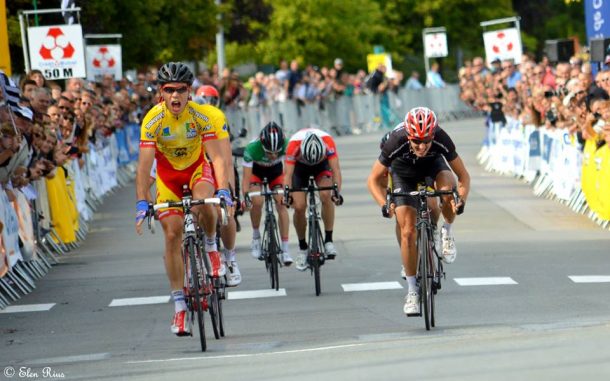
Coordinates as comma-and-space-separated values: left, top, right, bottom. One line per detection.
222, 123, 228, 132
162, 127, 171, 136
185, 122, 197, 138
189, 107, 209, 122
144, 110, 164, 131
145, 132, 155, 140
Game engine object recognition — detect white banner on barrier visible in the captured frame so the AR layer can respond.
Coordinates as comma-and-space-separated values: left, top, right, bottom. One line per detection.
0, 187, 24, 267
15, 190, 36, 261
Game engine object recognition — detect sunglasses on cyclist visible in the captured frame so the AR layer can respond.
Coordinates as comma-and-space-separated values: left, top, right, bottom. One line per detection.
162, 86, 189, 94
409, 138, 433, 145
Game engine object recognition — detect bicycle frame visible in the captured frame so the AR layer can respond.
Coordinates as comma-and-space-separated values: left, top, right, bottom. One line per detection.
247, 178, 284, 289
286, 176, 339, 296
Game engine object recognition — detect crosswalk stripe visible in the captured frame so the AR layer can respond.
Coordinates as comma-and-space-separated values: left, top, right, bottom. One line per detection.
0, 303, 56, 313
227, 289, 286, 300
454, 277, 517, 286
109, 296, 170, 307
569, 276, 610, 283
342, 282, 403, 292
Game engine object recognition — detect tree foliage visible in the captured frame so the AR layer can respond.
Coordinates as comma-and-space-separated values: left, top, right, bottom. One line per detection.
3, 0, 589, 75
252, 0, 387, 71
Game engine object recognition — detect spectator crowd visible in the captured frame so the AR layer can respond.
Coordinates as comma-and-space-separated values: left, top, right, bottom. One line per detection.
458, 53, 610, 147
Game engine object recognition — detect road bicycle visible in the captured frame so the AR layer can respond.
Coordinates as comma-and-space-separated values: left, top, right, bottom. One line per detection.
147, 185, 228, 351
246, 178, 285, 290
286, 176, 342, 296
387, 187, 458, 330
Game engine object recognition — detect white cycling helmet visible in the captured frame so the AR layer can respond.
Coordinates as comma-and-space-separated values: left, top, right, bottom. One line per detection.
300, 132, 326, 164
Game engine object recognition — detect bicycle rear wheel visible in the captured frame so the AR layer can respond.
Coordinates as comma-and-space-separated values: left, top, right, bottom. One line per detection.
418, 228, 432, 331
187, 239, 206, 351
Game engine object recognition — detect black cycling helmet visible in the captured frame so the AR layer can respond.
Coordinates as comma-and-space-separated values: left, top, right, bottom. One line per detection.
157, 62, 194, 85
260, 121, 285, 153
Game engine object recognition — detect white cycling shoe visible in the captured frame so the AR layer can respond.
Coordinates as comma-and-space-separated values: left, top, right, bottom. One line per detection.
295, 250, 308, 271
441, 227, 457, 264
281, 252, 293, 267
225, 261, 242, 287
251, 238, 262, 260
403, 291, 420, 316
324, 242, 337, 259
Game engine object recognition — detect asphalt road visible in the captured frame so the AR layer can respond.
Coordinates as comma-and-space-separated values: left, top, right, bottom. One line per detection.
2, 117, 610, 381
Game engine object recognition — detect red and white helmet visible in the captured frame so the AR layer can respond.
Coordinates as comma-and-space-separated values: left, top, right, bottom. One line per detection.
194, 85, 220, 106
404, 107, 437, 140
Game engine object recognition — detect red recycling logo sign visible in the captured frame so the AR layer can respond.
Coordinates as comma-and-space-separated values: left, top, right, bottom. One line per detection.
39, 27, 75, 60
483, 27, 523, 65
27, 24, 86, 79
92, 47, 116, 68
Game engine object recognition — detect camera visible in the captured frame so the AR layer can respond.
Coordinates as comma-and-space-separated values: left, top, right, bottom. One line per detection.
545, 108, 558, 126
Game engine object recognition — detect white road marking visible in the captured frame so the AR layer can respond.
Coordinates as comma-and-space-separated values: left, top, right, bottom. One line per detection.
126, 343, 364, 364
454, 277, 517, 286
569, 276, 610, 283
0, 303, 56, 313
342, 282, 403, 292
227, 289, 286, 300
27, 353, 111, 365
108, 296, 170, 307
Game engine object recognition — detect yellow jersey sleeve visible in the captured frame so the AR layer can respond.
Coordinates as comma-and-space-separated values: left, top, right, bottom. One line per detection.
190, 103, 230, 142
139, 103, 164, 148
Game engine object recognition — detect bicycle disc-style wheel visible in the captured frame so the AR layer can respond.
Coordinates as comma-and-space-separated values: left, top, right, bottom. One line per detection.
418, 229, 432, 331
187, 240, 206, 351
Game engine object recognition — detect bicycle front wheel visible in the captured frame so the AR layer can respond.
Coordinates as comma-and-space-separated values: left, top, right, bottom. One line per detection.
187, 239, 206, 351
418, 228, 432, 331
208, 277, 222, 340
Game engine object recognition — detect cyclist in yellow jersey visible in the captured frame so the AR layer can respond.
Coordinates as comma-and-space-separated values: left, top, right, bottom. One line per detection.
135, 62, 234, 337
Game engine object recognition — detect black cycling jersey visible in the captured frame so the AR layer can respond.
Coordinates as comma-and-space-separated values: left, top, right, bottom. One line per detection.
379, 124, 458, 178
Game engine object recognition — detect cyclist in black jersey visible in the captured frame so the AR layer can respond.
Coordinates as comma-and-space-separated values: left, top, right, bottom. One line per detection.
367, 107, 470, 316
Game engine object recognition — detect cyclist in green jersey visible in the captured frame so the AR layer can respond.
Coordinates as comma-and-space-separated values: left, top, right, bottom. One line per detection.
242, 122, 293, 266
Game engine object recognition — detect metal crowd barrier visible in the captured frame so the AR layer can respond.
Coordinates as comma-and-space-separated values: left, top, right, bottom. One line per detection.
224, 85, 477, 138
0, 124, 139, 309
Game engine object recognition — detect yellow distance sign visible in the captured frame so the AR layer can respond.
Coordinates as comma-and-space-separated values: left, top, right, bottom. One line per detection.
0, 0, 11, 75
367, 53, 390, 74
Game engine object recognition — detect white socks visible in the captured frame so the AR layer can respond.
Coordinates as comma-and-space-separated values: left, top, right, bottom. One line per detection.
406, 276, 417, 293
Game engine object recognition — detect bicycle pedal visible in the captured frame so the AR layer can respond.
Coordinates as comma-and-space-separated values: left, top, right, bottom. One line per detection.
406, 312, 420, 317
325, 254, 336, 260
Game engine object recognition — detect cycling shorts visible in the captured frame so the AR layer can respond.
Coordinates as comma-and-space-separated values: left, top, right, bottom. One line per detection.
250, 162, 284, 188
156, 159, 215, 220
390, 155, 450, 209
292, 159, 332, 189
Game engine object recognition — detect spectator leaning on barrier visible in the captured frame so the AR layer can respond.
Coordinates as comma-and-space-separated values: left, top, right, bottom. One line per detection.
426, 61, 445, 88
405, 71, 423, 90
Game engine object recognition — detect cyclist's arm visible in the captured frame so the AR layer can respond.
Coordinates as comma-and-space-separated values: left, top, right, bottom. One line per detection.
367, 160, 389, 207
206, 138, 232, 190
448, 155, 470, 203
242, 165, 253, 196
283, 162, 295, 189
136, 147, 155, 202
328, 156, 342, 192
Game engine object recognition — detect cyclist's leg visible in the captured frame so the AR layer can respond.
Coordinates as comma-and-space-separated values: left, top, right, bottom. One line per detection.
314, 161, 337, 257
159, 214, 185, 294
191, 163, 225, 277
291, 165, 309, 270
432, 156, 458, 263
269, 170, 290, 260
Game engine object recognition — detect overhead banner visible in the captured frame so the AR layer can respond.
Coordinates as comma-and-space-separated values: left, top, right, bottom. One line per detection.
86, 44, 122, 81
424, 32, 448, 58
0, 0, 11, 75
27, 24, 86, 80
482, 28, 523, 66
